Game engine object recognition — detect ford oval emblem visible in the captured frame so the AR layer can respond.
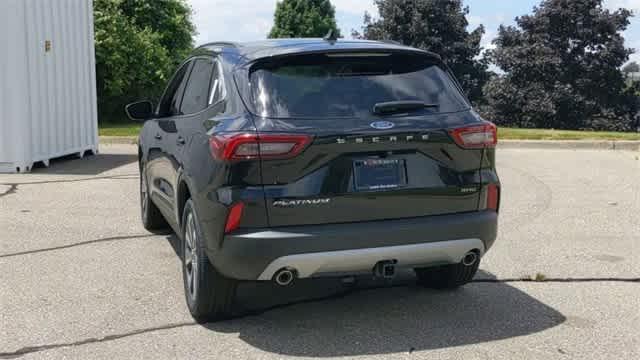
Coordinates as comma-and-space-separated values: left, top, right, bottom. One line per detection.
370, 121, 395, 130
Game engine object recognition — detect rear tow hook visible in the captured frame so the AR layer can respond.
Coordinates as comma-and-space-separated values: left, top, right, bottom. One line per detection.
373, 260, 397, 279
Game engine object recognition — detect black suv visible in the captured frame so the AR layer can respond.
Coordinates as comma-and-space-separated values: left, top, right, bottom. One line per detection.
126, 39, 500, 322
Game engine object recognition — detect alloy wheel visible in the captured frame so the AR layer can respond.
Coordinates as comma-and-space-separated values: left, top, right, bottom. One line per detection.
184, 212, 199, 300
140, 170, 148, 219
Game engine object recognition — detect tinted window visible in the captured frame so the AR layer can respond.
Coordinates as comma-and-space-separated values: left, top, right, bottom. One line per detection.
249, 53, 469, 118
158, 62, 191, 117
180, 58, 215, 115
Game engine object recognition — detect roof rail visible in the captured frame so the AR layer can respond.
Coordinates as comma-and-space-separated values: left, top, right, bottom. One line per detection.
323, 29, 338, 42
381, 39, 403, 46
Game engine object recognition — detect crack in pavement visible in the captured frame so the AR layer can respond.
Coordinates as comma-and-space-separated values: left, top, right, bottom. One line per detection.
1, 277, 637, 358
0, 173, 137, 187
0, 234, 158, 258
0, 174, 137, 201
0, 184, 18, 199
473, 277, 639, 283
0, 321, 197, 359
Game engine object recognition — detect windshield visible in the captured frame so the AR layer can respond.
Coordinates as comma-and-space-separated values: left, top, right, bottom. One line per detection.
248, 52, 469, 118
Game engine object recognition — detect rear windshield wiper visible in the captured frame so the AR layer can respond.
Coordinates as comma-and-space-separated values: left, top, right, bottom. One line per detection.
372, 101, 438, 115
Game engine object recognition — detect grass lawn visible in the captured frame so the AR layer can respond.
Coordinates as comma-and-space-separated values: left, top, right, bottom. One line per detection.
98, 122, 640, 141
499, 127, 640, 140
99, 122, 142, 136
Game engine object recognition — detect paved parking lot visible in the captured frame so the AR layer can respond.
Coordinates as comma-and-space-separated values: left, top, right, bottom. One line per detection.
1, 144, 638, 359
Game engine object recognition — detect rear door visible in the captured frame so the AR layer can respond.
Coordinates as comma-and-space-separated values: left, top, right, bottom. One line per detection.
146, 60, 192, 222
173, 56, 218, 177
244, 51, 490, 227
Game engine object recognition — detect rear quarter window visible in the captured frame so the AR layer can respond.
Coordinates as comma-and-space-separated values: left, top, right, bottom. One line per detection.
248, 52, 469, 118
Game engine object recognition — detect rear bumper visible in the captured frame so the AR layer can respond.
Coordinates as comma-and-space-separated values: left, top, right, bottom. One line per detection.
212, 211, 497, 280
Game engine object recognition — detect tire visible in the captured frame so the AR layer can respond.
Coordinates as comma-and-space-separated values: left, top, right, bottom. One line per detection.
140, 165, 169, 232
415, 251, 480, 289
181, 199, 237, 322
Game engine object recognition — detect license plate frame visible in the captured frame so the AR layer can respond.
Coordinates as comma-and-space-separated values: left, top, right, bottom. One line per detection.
353, 158, 407, 191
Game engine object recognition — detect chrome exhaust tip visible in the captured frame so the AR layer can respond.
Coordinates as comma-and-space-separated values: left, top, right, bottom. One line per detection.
462, 251, 478, 266
274, 268, 296, 286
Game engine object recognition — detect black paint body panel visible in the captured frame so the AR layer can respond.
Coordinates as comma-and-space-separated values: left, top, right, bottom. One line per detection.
136, 39, 500, 279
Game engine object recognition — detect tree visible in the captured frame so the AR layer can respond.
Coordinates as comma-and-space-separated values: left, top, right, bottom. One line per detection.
622, 61, 639, 74
94, 0, 195, 122
268, 0, 340, 38
484, 0, 635, 130
353, 0, 490, 103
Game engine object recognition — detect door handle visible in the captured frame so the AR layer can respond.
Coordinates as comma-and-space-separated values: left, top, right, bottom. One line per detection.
176, 136, 185, 146
154, 133, 162, 140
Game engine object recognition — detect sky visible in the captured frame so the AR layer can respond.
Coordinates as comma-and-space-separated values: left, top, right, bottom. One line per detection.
188, 0, 640, 65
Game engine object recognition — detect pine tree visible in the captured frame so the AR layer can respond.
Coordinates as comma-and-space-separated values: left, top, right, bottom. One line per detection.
269, 0, 340, 38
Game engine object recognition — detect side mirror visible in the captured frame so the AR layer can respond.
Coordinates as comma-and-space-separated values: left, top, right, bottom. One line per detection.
125, 100, 154, 122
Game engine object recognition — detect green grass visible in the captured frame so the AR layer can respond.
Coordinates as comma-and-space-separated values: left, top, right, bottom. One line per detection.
98, 122, 640, 140
99, 122, 142, 137
498, 127, 640, 140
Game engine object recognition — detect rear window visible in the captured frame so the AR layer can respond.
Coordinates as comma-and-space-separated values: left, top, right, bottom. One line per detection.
248, 52, 469, 118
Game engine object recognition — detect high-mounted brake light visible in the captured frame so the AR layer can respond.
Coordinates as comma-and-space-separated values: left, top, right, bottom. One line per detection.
209, 133, 313, 161
449, 122, 497, 149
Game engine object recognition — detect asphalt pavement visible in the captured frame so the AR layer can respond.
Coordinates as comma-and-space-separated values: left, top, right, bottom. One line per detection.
1, 144, 638, 359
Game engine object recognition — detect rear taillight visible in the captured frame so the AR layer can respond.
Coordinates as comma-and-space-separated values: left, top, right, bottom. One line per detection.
209, 133, 313, 161
224, 202, 244, 233
449, 122, 497, 149
486, 184, 500, 211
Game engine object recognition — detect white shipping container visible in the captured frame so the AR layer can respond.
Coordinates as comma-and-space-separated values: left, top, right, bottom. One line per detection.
0, 0, 98, 173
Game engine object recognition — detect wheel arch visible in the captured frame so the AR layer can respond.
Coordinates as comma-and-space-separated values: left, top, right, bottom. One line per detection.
176, 173, 193, 228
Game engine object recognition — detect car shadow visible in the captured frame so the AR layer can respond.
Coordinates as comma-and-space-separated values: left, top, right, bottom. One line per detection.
31, 151, 137, 175
162, 233, 565, 357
